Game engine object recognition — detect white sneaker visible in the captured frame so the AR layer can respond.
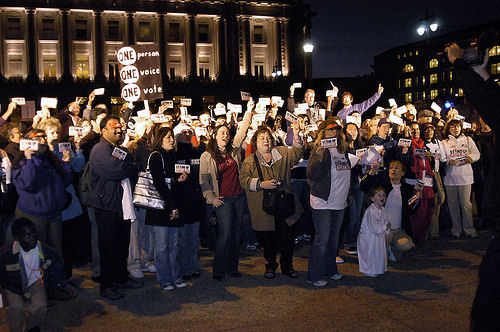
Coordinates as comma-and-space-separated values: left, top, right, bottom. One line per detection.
129, 269, 144, 279
142, 265, 157, 273
336, 256, 344, 264
364, 273, 378, 277
307, 279, 328, 287
162, 283, 174, 291
175, 280, 187, 288
330, 273, 343, 280
388, 246, 397, 262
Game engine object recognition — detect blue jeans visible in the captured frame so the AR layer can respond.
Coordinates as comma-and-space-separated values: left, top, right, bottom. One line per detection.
179, 222, 200, 276
240, 199, 257, 246
213, 193, 246, 277
343, 183, 364, 247
307, 208, 344, 282
128, 207, 154, 272
149, 225, 180, 286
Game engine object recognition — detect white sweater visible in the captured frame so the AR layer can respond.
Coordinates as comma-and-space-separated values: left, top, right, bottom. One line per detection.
441, 135, 480, 186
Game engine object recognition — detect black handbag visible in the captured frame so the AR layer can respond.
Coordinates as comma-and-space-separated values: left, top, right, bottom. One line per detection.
253, 154, 295, 219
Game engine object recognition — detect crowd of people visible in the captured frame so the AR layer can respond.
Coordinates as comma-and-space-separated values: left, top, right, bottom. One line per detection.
0, 43, 498, 332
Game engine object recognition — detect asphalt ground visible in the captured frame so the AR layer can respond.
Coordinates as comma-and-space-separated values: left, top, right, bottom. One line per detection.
0, 231, 491, 332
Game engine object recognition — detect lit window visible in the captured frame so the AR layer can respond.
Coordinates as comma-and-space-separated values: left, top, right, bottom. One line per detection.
405, 78, 412, 87
198, 24, 209, 42
422, 76, 426, 84
409, 51, 413, 56
458, 88, 464, 96
489, 46, 500, 56
405, 93, 412, 102
415, 50, 419, 56
415, 77, 419, 86
430, 74, 438, 84
398, 80, 401, 89
449, 71, 453, 80
449, 88, 453, 95
403, 53, 406, 58
422, 91, 426, 100
397, 54, 400, 59
491, 63, 500, 74
253, 25, 265, 44
76, 54, 89, 79
429, 58, 438, 68
42, 54, 56, 79
430, 89, 438, 99
403, 64, 414, 72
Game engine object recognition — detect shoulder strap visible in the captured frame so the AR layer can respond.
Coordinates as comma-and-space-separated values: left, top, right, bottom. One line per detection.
253, 154, 264, 181
146, 151, 165, 174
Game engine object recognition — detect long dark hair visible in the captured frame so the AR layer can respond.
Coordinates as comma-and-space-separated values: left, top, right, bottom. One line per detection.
13, 129, 66, 179
343, 123, 364, 150
206, 124, 234, 165
151, 126, 174, 152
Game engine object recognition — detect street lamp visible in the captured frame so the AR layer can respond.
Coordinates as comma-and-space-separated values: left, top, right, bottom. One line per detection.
272, 63, 282, 78
303, 42, 314, 53
416, 8, 438, 103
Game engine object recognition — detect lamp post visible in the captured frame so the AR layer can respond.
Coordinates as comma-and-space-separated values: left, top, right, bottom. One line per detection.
272, 63, 282, 93
303, 40, 314, 87
416, 8, 438, 103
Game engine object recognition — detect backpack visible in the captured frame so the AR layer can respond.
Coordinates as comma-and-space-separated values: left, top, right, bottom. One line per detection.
79, 162, 93, 206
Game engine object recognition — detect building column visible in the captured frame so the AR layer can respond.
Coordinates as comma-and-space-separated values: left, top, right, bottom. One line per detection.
158, 13, 167, 84
26, 8, 39, 84
216, 16, 225, 80
225, 5, 239, 80
274, 18, 282, 70
188, 14, 197, 80
94, 10, 105, 83
243, 17, 251, 77
127, 12, 135, 45
60, 9, 72, 82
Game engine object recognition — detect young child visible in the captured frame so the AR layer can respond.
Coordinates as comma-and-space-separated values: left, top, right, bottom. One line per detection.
357, 187, 391, 277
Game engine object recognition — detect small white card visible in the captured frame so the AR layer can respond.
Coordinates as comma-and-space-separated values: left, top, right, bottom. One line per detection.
297, 103, 309, 110
214, 107, 226, 116
431, 102, 442, 113
326, 90, 336, 97
285, 111, 298, 123
94, 88, 105, 95
68, 126, 84, 137
180, 98, 192, 106
356, 148, 367, 158
292, 82, 302, 88
321, 138, 337, 148
151, 114, 167, 123
305, 124, 318, 131
41, 97, 58, 109
319, 109, 326, 121
345, 116, 357, 124
455, 114, 465, 121
414, 148, 427, 157
191, 159, 200, 165
112, 147, 127, 160
398, 138, 412, 147
389, 115, 404, 126
175, 164, 191, 174
395, 106, 407, 115
253, 113, 266, 122
58, 142, 71, 152
162, 100, 174, 108
388, 98, 397, 107
12, 97, 25, 105
195, 127, 208, 137
180, 107, 189, 118
294, 108, 307, 115
137, 110, 150, 118
127, 129, 136, 137
375, 106, 384, 115
19, 139, 39, 151
241, 91, 251, 101
462, 122, 472, 129
229, 104, 242, 113
258, 97, 270, 106
271, 96, 282, 104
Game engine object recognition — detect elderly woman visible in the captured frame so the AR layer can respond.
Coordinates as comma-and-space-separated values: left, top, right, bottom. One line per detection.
306, 117, 353, 287
240, 124, 304, 278
199, 100, 254, 281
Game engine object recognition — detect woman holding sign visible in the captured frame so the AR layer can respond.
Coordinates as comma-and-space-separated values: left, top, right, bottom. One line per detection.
306, 118, 353, 287
441, 119, 480, 238
199, 100, 254, 281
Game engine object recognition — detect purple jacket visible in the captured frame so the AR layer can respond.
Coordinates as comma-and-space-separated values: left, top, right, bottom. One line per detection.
337, 92, 381, 119
12, 152, 73, 220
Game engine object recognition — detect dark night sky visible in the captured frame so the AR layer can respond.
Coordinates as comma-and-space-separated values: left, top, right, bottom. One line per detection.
303, 0, 500, 78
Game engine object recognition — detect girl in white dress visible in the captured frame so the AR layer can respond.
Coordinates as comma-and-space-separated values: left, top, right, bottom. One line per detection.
357, 187, 391, 277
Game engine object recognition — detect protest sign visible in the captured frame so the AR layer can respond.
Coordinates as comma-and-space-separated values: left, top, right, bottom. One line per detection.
431, 102, 441, 113
11, 97, 25, 105
285, 111, 298, 123
41, 97, 58, 109
241, 91, 251, 101
180, 98, 192, 106
398, 138, 412, 147
321, 138, 337, 148
94, 88, 105, 96
68, 126, 84, 137
175, 164, 191, 174
21, 101, 36, 119
118, 44, 163, 102
19, 139, 38, 151
58, 142, 71, 152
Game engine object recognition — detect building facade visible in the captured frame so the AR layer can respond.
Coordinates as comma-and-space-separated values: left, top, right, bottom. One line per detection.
373, 20, 500, 108
0, 0, 312, 108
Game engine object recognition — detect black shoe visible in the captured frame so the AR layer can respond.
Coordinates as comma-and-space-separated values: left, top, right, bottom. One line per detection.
48, 288, 73, 301
230, 272, 242, 278
192, 272, 201, 278
213, 275, 223, 281
264, 270, 275, 279
114, 279, 144, 289
182, 275, 192, 281
100, 287, 124, 300
283, 269, 299, 278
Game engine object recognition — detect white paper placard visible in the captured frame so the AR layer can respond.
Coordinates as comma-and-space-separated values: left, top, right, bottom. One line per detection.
41, 97, 58, 109
374, 145, 385, 152
395, 106, 407, 115
305, 124, 318, 131
326, 90, 336, 97
127, 129, 136, 137
271, 96, 282, 104
294, 108, 307, 115
137, 109, 150, 118
231, 104, 242, 113
455, 114, 465, 121
194, 127, 208, 137
414, 148, 427, 157
321, 138, 337, 148
398, 138, 412, 147
375, 106, 384, 115
162, 100, 174, 108
462, 122, 472, 129
388, 98, 397, 107
297, 103, 309, 110
151, 114, 167, 123
292, 82, 302, 88
345, 116, 357, 124
68, 126, 84, 136
19, 139, 39, 151
431, 102, 442, 113
285, 111, 298, 123
11, 97, 25, 105
112, 147, 127, 160
356, 148, 367, 158
175, 164, 191, 174
253, 113, 266, 122
180, 106, 189, 118
241, 91, 251, 101
94, 88, 105, 95
258, 97, 270, 106
389, 115, 404, 126
180, 98, 192, 106
214, 107, 226, 116
58, 142, 71, 152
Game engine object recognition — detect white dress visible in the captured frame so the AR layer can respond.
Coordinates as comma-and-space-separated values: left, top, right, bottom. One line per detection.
357, 204, 389, 275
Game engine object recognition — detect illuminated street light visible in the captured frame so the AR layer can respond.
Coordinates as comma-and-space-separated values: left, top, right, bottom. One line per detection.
303, 42, 314, 53
417, 26, 426, 36
430, 23, 438, 31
